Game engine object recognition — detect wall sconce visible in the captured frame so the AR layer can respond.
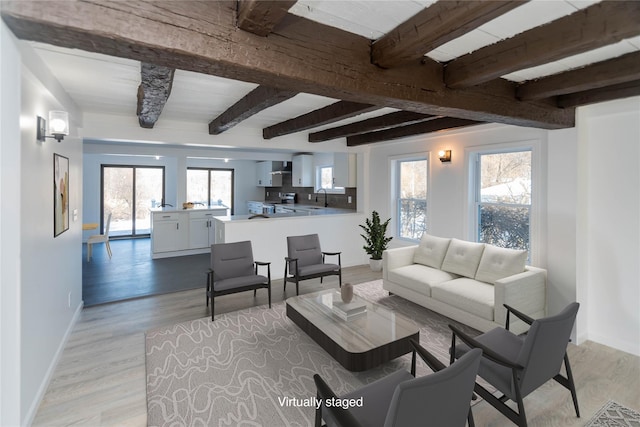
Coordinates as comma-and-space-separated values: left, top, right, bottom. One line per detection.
36, 111, 69, 142
438, 150, 452, 163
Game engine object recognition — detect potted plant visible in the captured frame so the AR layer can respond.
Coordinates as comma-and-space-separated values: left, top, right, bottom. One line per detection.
359, 210, 392, 271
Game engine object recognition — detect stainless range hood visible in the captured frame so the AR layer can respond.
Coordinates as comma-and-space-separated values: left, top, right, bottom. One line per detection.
270, 160, 292, 175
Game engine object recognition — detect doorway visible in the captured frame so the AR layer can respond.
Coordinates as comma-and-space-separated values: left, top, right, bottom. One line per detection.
101, 165, 165, 237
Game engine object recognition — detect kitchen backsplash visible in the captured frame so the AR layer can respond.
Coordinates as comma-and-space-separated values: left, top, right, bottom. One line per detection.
263, 174, 357, 210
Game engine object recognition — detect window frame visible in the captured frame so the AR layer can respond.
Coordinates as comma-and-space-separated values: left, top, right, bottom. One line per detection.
186, 167, 235, 214
465, 140, 542, 264
100, 164, 166, 238
315, 164, 345, 194
390, 153, 430, 243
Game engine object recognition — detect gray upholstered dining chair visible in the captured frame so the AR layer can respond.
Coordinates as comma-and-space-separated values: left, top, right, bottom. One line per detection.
450, 302, 580, 427
284, 234, 341, 295
313, 340, 482, 427
206, 240, 271, 321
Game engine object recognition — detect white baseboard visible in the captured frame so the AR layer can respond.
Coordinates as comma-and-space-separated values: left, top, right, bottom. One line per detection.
24, 301, 84, 426
588, 331, 640, 357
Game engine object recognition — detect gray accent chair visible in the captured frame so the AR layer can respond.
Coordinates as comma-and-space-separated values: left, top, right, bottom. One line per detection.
284, 234, 341, 295
206, 241, 271, 321
313, 339, 482, 427
450, 302, 580, 427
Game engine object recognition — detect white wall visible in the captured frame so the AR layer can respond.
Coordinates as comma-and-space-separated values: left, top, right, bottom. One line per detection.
1, 23, 84, 425
546, 127, 578, 319
577, 97, 640, 356
367, 123, 548, 256
0, 21, 23, 427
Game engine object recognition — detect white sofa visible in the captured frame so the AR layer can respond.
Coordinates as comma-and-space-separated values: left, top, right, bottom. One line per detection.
383, 235, 546, 334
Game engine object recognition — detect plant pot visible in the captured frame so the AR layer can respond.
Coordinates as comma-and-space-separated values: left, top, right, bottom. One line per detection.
369, 258, 383, 272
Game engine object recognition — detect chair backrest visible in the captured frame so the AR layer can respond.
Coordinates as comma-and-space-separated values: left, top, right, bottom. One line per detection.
104, 213, 112, 236
516, 302, 579, 396
287, 234, 323, 267
384, 348, 482, 427
210, 241, 255, 281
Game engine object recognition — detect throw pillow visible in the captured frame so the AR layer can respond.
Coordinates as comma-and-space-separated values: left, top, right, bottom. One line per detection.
441, 239, 486, 278
413, 234, 451, 269
475, 245, 527, 284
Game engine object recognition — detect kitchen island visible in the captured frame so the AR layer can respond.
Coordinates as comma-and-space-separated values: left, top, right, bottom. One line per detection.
150, 206, 227, 259
214, 207, 366, 280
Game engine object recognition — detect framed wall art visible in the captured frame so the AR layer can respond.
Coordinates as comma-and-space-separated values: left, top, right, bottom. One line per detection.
54, 153, 69, 237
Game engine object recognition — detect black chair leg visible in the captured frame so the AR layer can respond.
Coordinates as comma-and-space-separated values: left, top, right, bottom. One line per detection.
315, 397, 323, 427
564, 353, 580, 418
206, 273, 210, 307
253, 289, 257, 297
514, 381, 528, 427
283, 265, 287, 293
467, 409, 475, 427
211, 295, 215, 321
268, 285, 272, 308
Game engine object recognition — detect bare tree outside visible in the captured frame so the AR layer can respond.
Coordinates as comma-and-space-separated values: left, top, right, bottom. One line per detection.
102, 166, 164, 236
478, 151, 531, 252
398, 159, 427, 240
187, 168, 233, 211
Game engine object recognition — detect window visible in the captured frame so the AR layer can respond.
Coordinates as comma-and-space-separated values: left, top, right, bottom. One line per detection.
187, 168, 234, 214
474, 150, 532, 253
396, 158, 428, 240
318, 166, 334, 189
315, 165, 345, 193
101, 165, 165, 237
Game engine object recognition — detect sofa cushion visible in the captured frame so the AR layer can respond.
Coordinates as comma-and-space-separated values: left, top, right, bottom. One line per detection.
475, 245, 527, 284
431, 278, 495, 321
441, 239, 485, 278
413, 234, 451, 269
388, 264, 458, 297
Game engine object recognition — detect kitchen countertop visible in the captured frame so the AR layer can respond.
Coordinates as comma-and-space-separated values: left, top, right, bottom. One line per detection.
150, 205, 228, 213
216, 205, 356, 221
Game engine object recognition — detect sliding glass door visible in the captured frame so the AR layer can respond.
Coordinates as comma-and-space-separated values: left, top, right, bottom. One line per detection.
101, 165, 165, 237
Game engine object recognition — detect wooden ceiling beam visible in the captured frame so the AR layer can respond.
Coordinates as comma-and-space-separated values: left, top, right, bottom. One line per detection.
263, 101, 380, 139
308, 111, 437, 142
517, 52, 640, 101
136, 63, 175, 129
372, 0, 526, 69
0, 1, 574, 129
445, 1, 640, 88
209, 85, 297, 135
556, 79, 640, 109
346, 117, 483, 146
237, 0, 297, 37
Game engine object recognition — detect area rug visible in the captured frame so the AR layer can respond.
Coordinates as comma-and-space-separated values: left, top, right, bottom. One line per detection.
585, 400, 640, 427
145, 280, 479, 426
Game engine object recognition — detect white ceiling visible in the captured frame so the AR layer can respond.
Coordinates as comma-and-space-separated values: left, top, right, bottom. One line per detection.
29, 0, 640, 141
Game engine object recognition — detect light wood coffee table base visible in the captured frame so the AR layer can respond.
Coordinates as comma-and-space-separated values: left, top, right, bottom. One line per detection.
286, 289, 420, 372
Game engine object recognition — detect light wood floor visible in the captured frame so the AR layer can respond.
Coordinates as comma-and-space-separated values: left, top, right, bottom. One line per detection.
33, 266, 640, 426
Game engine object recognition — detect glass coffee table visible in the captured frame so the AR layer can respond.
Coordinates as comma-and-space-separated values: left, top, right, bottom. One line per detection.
286, 289, 420, 372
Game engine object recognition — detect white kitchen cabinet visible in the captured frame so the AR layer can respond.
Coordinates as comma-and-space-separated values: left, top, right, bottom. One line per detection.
151, 208, 227, 258
256, 161, 282, 187
152, 212, 189, 254
292, 154, 313, 187
333, 153, 357, 187
188, 209, 226, 249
